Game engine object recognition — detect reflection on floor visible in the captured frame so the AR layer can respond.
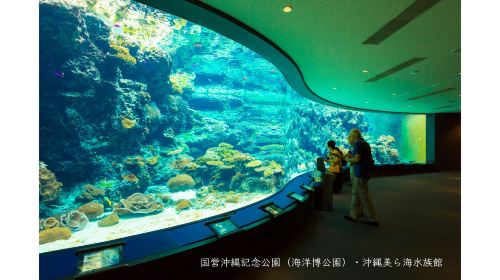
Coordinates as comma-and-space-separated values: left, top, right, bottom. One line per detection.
234, 171, 461, 280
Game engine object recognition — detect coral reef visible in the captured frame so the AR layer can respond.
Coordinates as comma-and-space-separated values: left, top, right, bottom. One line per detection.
39, 162, 62, 203
167, 174, 196, 192
76, 184, 105, 202
109, 41, 137, 64
175, 199, 192, 211
98, 212, 120, 227
114, 193, 164, 215
39, 227, 72, 244
60, 210, 89, 231
78, 202, 104, 221
40, 217, 59, 230
169, 71, 196, 94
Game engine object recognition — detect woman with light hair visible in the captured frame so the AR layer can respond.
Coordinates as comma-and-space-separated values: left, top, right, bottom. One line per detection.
345, 128, 380, 227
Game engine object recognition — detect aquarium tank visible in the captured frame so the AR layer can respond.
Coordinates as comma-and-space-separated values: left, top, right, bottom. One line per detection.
39, 0, 426, 253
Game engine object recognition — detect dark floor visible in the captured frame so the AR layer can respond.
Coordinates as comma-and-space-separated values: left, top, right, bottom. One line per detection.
233, 171, 461, 280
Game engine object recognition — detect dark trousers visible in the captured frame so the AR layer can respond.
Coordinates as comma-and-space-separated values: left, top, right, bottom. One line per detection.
332, 172, 342, 193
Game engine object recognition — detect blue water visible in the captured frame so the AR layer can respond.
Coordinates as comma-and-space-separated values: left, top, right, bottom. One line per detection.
39, 0, 425, 251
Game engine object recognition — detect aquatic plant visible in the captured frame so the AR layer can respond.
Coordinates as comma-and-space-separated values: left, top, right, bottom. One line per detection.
121, 117, 136, 129
114, 193, 164, 215
77, 201, 104, 221
39, 227, 72, 244
110, 41, 137, 64
169, 71, 196, 94
167, 174, 196, 192
39, 161, 62, 203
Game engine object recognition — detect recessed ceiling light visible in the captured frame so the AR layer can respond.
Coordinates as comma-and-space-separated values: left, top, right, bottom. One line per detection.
283, 5, 293, 13
362, 70, 369, 73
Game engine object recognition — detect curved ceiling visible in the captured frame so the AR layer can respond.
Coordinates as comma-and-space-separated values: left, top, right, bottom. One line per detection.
138, 0, 461, 114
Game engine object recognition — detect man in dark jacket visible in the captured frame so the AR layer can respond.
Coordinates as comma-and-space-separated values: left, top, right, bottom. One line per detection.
344, 128, 380, 227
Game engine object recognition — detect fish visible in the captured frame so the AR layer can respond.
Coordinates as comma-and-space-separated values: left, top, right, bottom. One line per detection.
167, 148, 183, 155
103, 197, 113, 208
193, 43, 202, 47
113, 23, 121, 28
242, 76, 248, 81
53, 71, 64, 78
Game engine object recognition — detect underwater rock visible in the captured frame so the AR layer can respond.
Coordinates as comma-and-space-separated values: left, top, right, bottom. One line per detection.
39, 227, 72, 244
60, 210, 89, 231
114, 193, 164, 215
175, 199, 192, 211
98, 212, 120, 227
167, 174, 196, 192
78, 202, 104, 221
76, 184, 105, 203
39, 161, 62, 203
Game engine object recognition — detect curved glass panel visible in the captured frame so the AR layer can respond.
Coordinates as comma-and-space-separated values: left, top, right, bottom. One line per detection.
39, 0, 426, 253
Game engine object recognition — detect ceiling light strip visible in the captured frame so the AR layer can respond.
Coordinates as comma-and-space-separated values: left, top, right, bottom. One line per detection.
363, 0, 442, 45
365, 57, 426, 82
407, 87, 456, 101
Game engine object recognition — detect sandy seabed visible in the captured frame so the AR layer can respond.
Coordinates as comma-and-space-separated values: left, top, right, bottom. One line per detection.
40, 192, 271, 253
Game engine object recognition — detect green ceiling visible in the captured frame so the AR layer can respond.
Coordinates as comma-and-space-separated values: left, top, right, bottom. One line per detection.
138, 0, 460, 113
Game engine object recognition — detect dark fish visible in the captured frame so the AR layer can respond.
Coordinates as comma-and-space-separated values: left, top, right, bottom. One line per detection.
53, 71, 64, 78
193, 43, 202, 47
113, 23, 121, 27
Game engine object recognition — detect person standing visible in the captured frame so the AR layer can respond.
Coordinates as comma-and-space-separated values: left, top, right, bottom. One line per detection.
326, 140, 344, 193
344, 129, 380, 226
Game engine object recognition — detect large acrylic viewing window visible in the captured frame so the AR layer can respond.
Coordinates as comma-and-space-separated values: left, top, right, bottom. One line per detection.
39, 0, 427, 253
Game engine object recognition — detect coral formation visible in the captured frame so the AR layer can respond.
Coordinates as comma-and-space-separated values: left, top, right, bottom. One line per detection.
121, 117, 136, 129
123, 173, 139, 183
245, 160, 262, 168
110, 41, 137, 64
42, 217, 59, 230
114, 193, 164, 215
167, 174, 196, 192
39, 161, 62, 203
76, 184, 105, 202
98, 212, 120, 227
60, 210, 89, 231
206, 160, 224, 166
169, 71, 196, 94
78, 201, 104, 221
175, 199, 192, 211
39, 227, 72, 244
